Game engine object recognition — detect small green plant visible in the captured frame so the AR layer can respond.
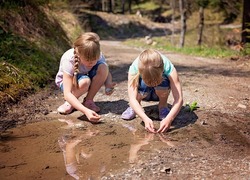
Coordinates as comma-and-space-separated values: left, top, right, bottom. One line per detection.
185, 101, 199, 112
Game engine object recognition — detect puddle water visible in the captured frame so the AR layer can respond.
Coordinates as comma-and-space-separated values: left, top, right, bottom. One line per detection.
57, 118, 176, 179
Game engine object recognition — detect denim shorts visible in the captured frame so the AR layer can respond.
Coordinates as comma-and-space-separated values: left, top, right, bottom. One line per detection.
60, 61, 105, 91
138, 75, 170, 101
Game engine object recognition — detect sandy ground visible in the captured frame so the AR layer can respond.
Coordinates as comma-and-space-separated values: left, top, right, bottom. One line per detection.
0, 41, 250, 179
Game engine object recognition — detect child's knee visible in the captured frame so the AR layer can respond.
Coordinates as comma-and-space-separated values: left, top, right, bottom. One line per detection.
137, 92, 147, 101
155, 89, 170, 98
78, 78, 91, 90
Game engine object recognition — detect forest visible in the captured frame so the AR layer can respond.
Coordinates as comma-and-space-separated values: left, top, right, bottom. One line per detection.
83, 0, 249, 46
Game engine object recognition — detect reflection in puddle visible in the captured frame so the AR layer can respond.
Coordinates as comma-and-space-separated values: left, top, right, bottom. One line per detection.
58, 129, 99, 179
58, 119, 176, 179
128, 133, 174, 164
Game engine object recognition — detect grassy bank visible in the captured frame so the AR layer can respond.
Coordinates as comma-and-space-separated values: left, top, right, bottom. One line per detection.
0, 0, 83, 109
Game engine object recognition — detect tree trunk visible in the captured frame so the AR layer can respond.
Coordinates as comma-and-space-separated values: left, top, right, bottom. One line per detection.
179, 0, 187, 48
121, 0, 125, 14
171, 0, 175, 45
242, 0, 250, 43
102, 0, 107, 12
108, 0, 112, 13
111, 0, 115, 13
102, 0, 112, 12
128, 0, 132, 14
197, 6, 204, 46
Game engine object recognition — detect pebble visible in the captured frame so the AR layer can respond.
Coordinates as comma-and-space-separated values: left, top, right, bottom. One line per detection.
237, 103, 247, 109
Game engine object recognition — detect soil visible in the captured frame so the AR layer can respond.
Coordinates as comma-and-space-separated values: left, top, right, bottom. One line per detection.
0, 39, 249, 180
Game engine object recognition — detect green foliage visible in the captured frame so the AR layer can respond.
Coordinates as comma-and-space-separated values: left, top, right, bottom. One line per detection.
196, 0, 209, 8
124, 38, 241, 59
0, 61, 30, 91
209, 0, 242, 23
0, 0, 50, 9
185, 101, 199, 112
171, 45, 238, 58
136, 1, 160, 11
243, 43, 250, 55
0, 0, 73, 104
0, 30, 58, 88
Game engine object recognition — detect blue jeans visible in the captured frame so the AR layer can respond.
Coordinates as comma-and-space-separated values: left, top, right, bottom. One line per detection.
138, 76, 170, 101
60, 61, 105, 91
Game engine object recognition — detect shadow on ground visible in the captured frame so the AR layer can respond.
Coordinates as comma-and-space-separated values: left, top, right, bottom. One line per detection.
77, 100, 198, 133
143, 104, 198, 130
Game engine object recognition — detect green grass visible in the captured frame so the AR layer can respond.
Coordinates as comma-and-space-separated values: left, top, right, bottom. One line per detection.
124, 37, 243, 59
163, 44, 239, 58
134, 1, 160, 11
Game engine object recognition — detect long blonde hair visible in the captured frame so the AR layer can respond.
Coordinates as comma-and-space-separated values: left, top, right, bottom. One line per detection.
73, 32, 101, 88
130, 49, 164, 88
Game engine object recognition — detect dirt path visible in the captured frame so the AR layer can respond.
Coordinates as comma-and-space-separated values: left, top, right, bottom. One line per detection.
0, 41, 250, 179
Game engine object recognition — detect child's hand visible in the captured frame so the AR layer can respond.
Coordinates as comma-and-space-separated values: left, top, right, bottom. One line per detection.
85, 110, 101, 123
157, 119, 171, 133
143, 119, 156, 133
105, 82, 116, 95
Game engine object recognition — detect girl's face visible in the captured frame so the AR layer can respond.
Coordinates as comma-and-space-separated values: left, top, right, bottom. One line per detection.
79, 56, 97, 69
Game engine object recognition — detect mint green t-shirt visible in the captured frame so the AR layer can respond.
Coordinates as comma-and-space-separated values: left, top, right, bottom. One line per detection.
129, 52, 174, 76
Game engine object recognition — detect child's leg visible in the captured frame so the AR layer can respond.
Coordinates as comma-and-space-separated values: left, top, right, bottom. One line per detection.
154, 77, 171, 120
85, 63, 108, 100
121, 78, 147, 120
155, 89, 170, 109
154, 76, 171, 109
154, 89, 170, 120
72, 77, 91, 98
58, 76, 90, 114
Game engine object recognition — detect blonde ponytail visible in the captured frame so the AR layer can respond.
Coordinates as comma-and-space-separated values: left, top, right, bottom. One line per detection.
129, 73, 140, 89
72, 32, 101, 89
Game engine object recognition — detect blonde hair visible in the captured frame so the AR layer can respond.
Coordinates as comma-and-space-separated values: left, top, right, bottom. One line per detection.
73, 32, 101, 88
130, 49, 164, 88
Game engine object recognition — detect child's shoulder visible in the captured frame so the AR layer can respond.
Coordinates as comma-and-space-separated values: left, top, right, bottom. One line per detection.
64, 48, 74, 55
61, 48, 74, 59
160, 53, 172, 64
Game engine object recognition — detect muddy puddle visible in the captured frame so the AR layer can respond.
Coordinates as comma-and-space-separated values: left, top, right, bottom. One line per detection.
57, 118, 176, 179
1, 110, 250, 179
0, 116, 177, 180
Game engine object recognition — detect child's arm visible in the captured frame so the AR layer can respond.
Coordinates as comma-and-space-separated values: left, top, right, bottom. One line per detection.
63, 72, 101, 122
157, 68, 183, 133
127, 74, 156, 133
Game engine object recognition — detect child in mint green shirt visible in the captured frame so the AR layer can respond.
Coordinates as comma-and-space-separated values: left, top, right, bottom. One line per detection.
121, 49, 183, 133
